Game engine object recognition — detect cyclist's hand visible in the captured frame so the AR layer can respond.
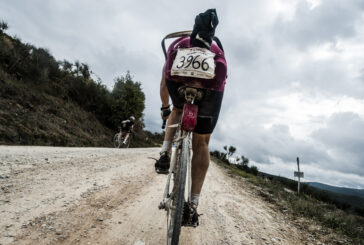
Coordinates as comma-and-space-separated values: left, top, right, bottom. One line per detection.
161, 105, 171, 120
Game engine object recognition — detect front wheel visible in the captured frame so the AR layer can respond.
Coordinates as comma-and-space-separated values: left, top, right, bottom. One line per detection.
167, 136, 189, 245
113, 133, 122, 148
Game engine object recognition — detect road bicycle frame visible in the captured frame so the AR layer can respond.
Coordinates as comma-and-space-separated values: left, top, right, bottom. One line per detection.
159, 88, 199, 207
159, 88, 199, 245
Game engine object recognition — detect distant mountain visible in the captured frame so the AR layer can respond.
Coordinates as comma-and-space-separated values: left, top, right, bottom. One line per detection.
306, 182, 364, 199
257, 172, 364, 210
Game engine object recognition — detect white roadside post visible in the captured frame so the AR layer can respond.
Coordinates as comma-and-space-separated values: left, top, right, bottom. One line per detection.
294, 157, 304, 194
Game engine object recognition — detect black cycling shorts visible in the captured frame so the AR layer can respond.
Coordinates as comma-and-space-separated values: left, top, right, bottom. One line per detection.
166, 79, 224, 134
121, 127, 131, 133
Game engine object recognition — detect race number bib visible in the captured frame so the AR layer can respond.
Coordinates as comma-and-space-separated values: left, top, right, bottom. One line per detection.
171, 48, 216, 79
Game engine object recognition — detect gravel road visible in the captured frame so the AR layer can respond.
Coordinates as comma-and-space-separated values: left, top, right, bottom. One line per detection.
0, 146, 318, 244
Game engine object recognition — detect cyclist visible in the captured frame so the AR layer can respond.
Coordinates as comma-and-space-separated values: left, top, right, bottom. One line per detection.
120, 116, 135, 144
156, 9, 227, 226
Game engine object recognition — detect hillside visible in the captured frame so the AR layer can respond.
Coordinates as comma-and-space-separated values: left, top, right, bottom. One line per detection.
257, 172, 364, 213
212, 157, 364, 244
0, 22, 161, 147
306, 182, 364, 211
0, 78, 113, 146
307, 182, 364, 199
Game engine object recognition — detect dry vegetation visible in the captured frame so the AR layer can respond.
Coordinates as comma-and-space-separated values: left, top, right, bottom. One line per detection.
212, 156, 364, 244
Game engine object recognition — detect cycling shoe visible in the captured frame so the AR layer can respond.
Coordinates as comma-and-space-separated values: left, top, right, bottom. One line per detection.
155, 151, 170, 174
182, 202, 199, 227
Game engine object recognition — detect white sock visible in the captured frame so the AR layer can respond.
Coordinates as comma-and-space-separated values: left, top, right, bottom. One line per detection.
191, 193, 200, 207
160, 141, 172, 154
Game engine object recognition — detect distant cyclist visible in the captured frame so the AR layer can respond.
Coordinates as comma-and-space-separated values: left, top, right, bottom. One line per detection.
156, 9, 227, 226
121, 116, 135, 145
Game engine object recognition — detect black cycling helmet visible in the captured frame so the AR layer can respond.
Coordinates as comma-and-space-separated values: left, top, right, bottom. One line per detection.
129, 116, 135, 122
190, 9, 219, 49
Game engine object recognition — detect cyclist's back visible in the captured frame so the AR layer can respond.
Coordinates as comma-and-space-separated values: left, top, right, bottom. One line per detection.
162, 36, 227, 134
164, 36, 227, 92
121, 119, 133, 132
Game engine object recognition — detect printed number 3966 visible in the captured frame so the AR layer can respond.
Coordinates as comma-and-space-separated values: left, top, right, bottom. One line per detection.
176, 55, 209, 71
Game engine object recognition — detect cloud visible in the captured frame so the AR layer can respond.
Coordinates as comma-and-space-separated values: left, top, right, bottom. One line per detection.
312, 112, 364, 175
1, 0, 364, 188
273, 0, 364, 49
211, 88, 364, 187
212, 120, 327, 165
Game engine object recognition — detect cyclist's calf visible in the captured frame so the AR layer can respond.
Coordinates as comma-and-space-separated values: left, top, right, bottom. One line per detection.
192, 133, 210, 171
191, 133, 211, 195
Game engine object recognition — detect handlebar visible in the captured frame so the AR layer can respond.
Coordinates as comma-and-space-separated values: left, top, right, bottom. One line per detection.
161, 30, 224, 60
161, 31, 192, 60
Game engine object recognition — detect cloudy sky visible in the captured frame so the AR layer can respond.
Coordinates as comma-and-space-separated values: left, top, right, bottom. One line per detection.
1, 0, 364, 188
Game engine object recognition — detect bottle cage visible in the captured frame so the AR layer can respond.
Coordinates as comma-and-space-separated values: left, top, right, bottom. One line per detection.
161, 30, 224, 60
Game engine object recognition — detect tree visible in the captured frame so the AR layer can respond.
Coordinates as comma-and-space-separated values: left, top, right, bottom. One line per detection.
60, 60, 73, 72
223, 145, 236, 158
0, 21, 8, 31
80, 63, 90, 79
228, 146, 236, 157
250, 166, 258, 175
74, 61, 81, 76
28, 47, 58, 82
241, 155, 249, 166
111, 71, 145, 128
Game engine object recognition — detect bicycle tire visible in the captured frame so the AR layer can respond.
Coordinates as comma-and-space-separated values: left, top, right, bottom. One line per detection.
167, 136, 189, 245
113, 133, 121, 148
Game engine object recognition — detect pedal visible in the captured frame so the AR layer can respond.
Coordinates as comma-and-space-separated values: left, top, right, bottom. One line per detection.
158, 202, 165, 210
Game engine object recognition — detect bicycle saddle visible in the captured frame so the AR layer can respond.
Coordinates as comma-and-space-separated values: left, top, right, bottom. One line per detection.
177, 86, 204, 103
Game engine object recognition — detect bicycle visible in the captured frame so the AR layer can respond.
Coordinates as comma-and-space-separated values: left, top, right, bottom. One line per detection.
158, 86, 201, 245
158, 30, 224, 244
113, 128, 131, 148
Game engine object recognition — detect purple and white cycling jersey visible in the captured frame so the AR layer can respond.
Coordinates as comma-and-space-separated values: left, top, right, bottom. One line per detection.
164, 36, 227, 92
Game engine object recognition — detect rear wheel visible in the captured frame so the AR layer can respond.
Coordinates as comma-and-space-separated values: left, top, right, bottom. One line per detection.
167, 136, 189, 245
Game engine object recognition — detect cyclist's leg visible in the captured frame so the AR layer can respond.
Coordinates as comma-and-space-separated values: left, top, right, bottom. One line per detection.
162, 79, 185, 150
123, 132, 129, 142
190, 89, 223, 204
120, 131, 126, 139
191, 133, 211, 196
155, 107, 182, 172
181, 133, 210, 226
164, 107, 182, 141
155, 80, 185, 172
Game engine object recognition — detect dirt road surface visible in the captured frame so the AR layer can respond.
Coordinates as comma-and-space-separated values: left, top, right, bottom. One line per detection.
0, 146, 320, 245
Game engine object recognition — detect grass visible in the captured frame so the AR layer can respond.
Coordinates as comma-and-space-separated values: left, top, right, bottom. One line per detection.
231, 168, 259, 184
211, 156, 364, 244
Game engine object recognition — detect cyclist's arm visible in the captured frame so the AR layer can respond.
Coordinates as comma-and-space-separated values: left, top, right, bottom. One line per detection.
130, 125, 134, 132
160, 64, 169, 107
